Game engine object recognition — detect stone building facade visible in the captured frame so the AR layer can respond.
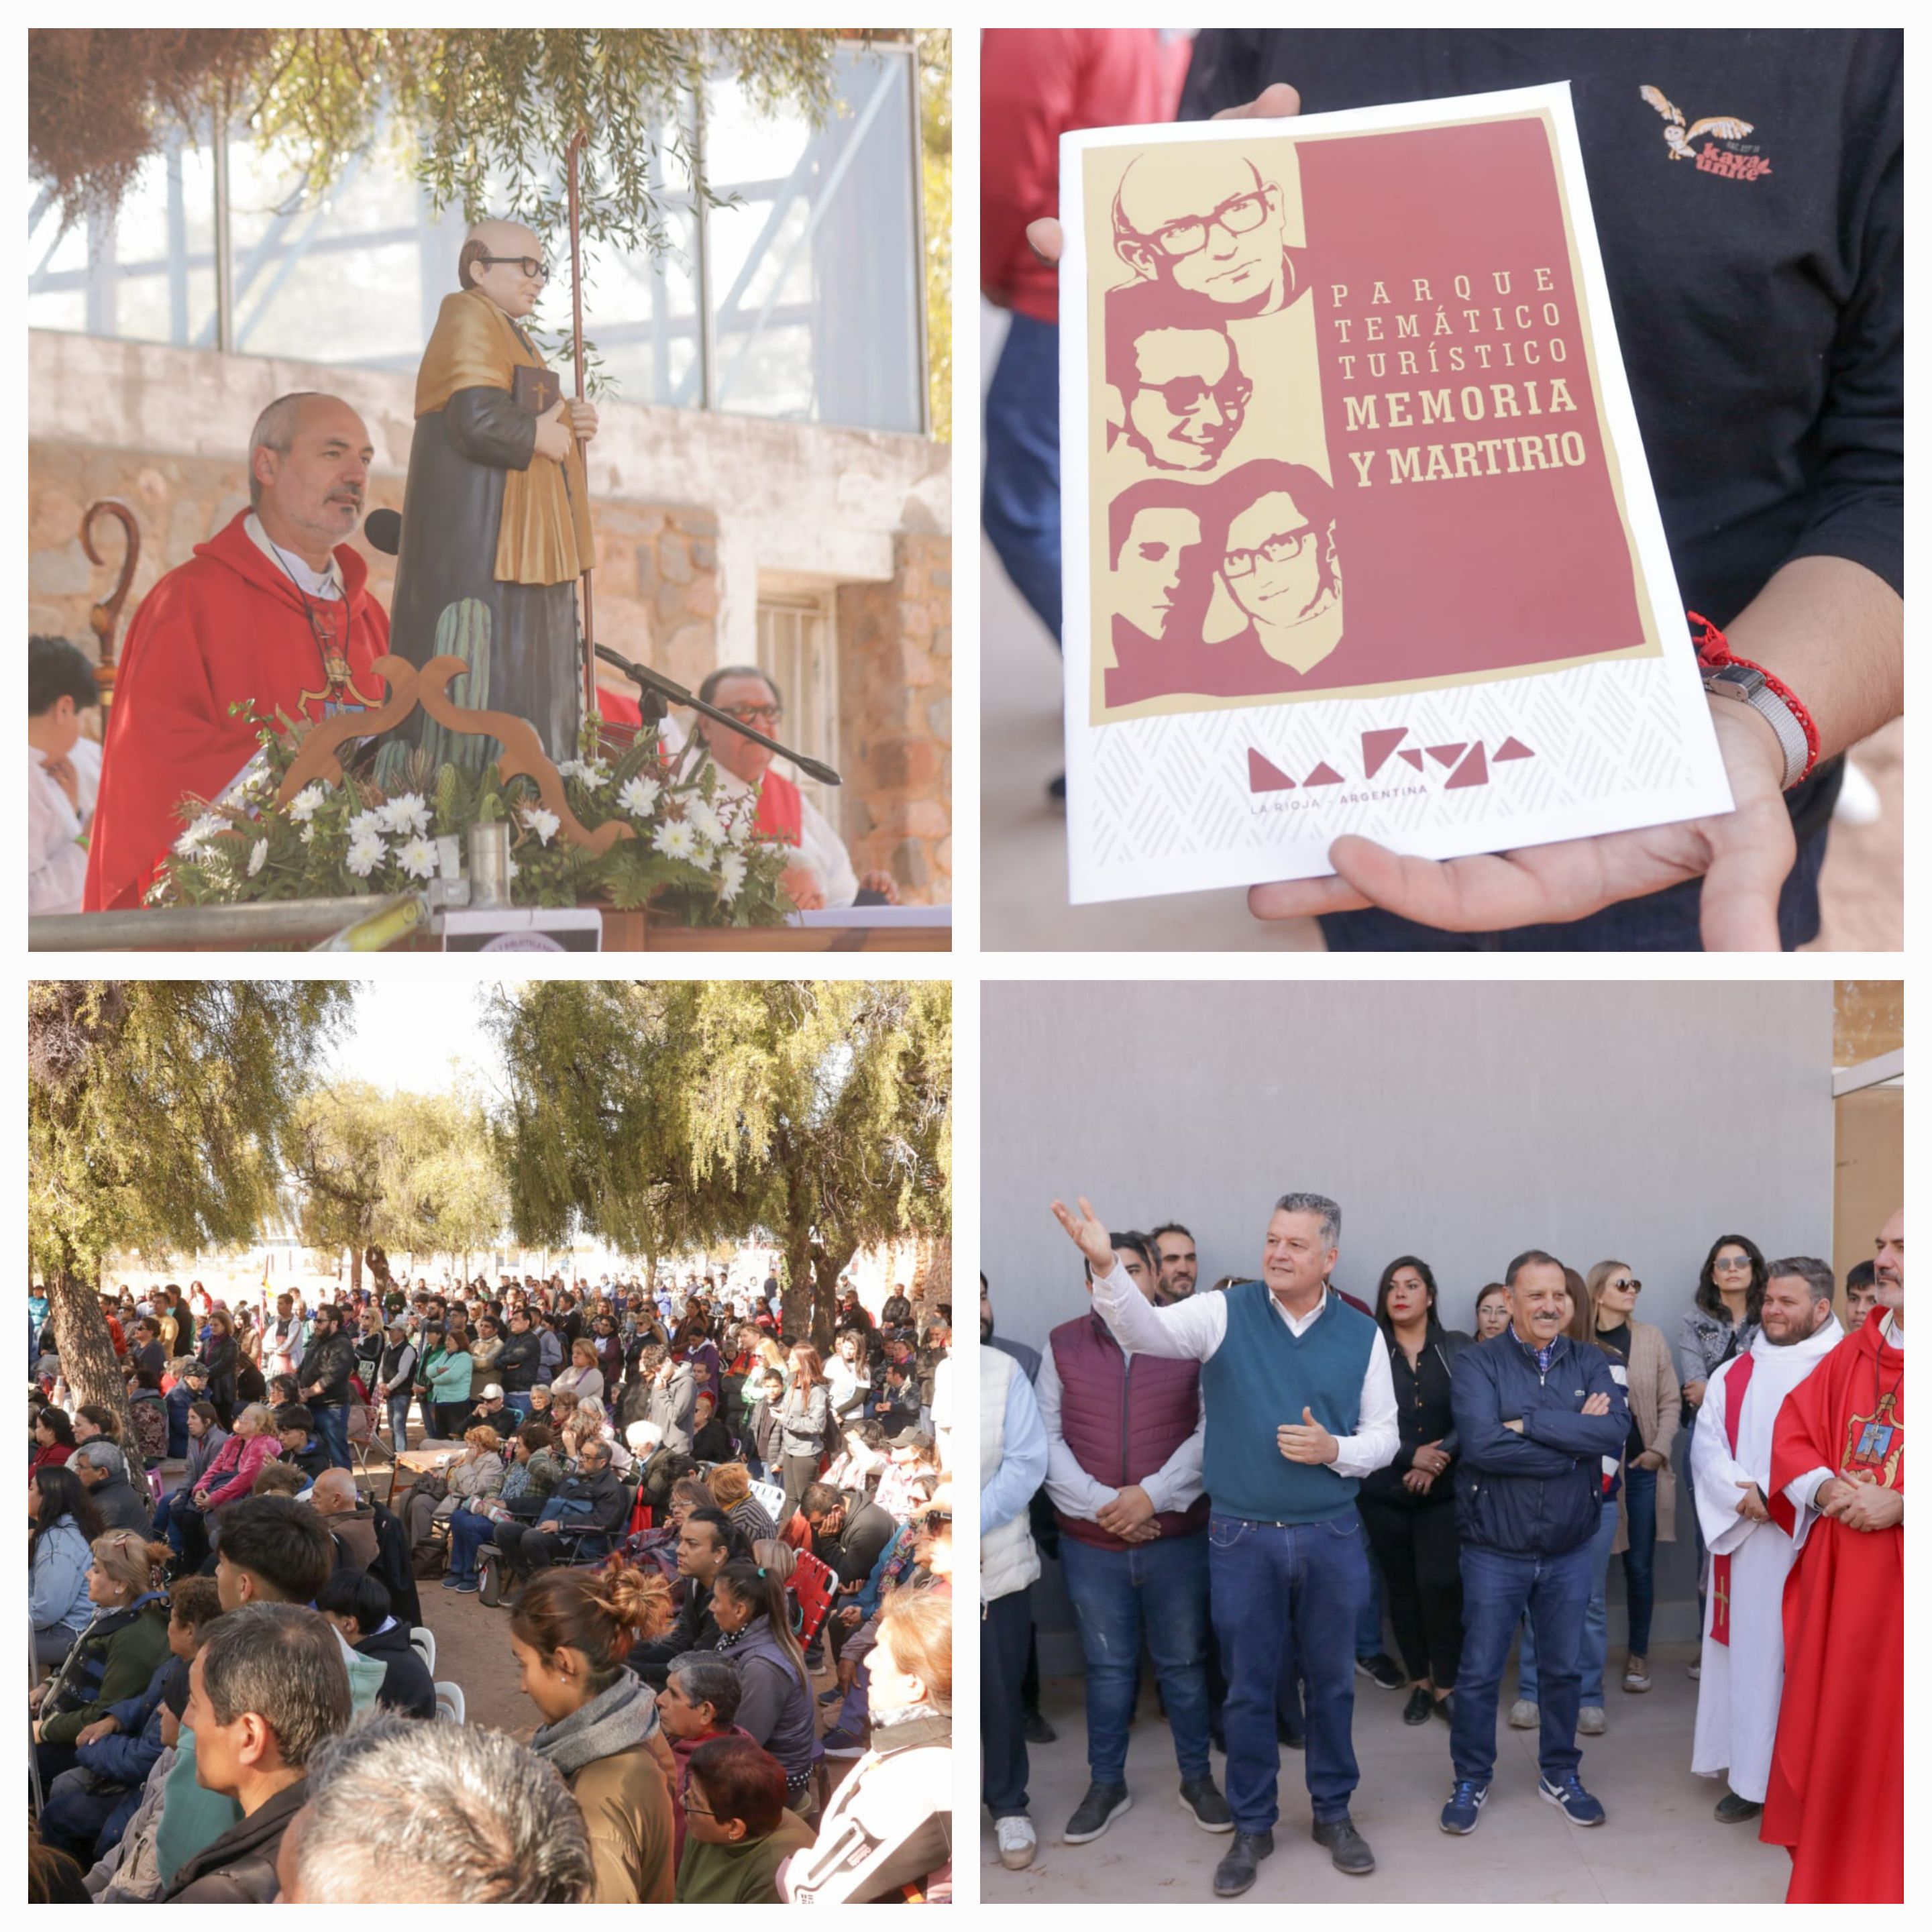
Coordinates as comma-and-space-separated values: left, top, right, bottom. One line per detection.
28, 329, 952, 901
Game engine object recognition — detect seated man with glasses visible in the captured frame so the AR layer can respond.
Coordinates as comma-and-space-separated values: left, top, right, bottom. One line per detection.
388, 218, 600, 763
680, 666, 898, 911
1111, 148, 1309, 321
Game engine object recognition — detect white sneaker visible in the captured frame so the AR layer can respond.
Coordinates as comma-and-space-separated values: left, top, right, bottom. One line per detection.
1577, 1705, 1607, 1735
1509, 1698, 1539, 1729
996, 1814, 1038, 1870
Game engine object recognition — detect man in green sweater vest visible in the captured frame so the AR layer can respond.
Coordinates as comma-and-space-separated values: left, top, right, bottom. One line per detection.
1052, 1191, 1398, 1898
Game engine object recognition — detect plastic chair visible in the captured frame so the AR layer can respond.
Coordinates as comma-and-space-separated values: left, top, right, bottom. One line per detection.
409, 1626, 436, 1674
435, 1680, 465, 1725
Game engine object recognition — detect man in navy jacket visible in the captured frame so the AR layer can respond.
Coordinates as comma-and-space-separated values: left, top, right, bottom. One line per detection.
1442, 1250, 1627, 1835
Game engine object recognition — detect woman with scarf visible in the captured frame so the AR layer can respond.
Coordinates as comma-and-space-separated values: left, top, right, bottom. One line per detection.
511, 1564, 680, 1902
708, 1560, 818, 1819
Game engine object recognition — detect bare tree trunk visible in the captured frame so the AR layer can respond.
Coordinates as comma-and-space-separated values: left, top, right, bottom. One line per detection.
910, 1232, 933, 1314
348, 1245, 364, 1295
780, 1231, 814, 1344
48, 1259, 139, 1448
813, 1242, 858, 1353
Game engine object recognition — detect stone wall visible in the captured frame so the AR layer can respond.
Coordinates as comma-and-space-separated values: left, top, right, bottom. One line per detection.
837, 532, 953, 897
29, 329, 951, 900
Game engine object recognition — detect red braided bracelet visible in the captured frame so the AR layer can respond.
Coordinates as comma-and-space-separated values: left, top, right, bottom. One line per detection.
1688, 611, 1821, 783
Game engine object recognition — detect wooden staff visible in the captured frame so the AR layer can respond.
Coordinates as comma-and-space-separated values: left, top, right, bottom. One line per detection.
80, 498, 141, 709
566, 129, 595, 714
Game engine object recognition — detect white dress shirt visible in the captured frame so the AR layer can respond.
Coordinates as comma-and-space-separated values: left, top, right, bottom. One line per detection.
1088, 1261, 1399, 1483
28, 735, 102, 916
1035, 1318, 1207, 1521
696, 754, 859, 908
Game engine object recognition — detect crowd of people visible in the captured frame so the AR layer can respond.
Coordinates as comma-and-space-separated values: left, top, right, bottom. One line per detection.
981, 1202, 1902, 1904
30, 1265, 956, 1903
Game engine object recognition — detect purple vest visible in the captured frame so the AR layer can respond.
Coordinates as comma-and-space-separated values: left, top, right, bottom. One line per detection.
1049, 1311, 1210, 1550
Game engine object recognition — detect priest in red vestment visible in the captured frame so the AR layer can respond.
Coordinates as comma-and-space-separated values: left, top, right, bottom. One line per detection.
681, 665, 899, 910
1760, 1206, 1904, 1903
83, 392, 390, 912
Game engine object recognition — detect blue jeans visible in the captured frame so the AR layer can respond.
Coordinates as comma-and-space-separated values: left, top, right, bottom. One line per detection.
152, 1490, 179, 1552
312, 1403, 351, 1471
1061, 1531, 1212, 1786
1453, 1539, 1595, 1784
447, 1508, 495, 1583
1275, 1546, 1386, 1730
1517, 1498, 1618, 1706
387, 1393, 412, 1446
1619, 1464, 1659, 1658
1322, 826, 1827, 953
1210, 1511, 1368, 1833
982, 311, 1062, 643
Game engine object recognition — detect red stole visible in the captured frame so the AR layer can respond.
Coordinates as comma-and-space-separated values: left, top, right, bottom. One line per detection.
752, 767, 804, 847
1758, 1312, 1903, 1902
1708, 1350, 1756, 1647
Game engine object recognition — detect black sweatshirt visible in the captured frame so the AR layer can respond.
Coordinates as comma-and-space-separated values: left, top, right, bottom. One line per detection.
1181, 30, 1902, 839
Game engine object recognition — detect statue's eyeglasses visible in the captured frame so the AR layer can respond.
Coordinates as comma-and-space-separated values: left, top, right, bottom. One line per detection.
476, 254, 551, 281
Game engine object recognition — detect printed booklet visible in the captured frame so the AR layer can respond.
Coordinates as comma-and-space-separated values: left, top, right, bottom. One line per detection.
1059, 84, 1732, 905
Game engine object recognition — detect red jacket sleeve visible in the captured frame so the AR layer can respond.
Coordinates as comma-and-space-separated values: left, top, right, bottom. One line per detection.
1766, 1346, 1841, 1537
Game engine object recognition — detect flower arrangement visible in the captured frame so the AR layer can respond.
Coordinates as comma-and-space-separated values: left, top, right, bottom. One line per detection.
159, 705, 797, 926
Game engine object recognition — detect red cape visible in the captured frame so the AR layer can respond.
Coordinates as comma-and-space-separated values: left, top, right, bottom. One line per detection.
83, 512, 390, 912
1760, 1309, 1903, 1902
752, 767, 804, 847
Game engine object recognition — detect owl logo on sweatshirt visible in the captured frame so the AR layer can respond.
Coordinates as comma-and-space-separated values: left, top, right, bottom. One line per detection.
1639, 86, 1771, 182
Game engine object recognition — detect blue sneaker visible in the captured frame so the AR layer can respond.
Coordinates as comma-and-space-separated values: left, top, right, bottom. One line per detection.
453, 1577, 480, 1594
441, 1574, 466, 1589
1539, 1773, 1606, 1826
1440, 1779, 1489, 1834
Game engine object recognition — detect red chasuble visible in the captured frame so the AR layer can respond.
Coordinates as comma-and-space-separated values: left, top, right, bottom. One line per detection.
84, 513, 390, 912
751, 767, 804, 847
1760, 1309, 1903, 1902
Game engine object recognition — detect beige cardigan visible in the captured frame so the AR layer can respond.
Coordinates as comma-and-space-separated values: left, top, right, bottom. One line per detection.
1606, 1317, 1680, 1552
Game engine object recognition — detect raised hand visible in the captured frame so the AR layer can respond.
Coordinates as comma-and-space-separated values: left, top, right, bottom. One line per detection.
1049, 1197, 1116, 1277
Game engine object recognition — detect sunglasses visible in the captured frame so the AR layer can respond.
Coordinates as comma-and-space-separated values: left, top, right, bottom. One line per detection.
719, 702, 784, 727
1143, 370, 1252, 419
1609, 1278, 1642, 1293
920, 1509, 953, 1532
1714, 1256, 1754, 1272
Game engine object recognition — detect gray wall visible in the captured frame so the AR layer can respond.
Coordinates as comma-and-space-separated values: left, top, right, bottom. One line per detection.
982, 980, 1836, 1662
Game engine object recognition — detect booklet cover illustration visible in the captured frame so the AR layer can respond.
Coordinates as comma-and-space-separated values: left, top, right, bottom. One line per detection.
1059, 86, 1732, 906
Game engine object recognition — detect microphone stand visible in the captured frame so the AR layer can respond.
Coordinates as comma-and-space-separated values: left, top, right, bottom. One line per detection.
592, 645, 841, 788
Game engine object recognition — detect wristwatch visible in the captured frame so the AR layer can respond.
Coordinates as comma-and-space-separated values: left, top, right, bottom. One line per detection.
1701, 663, 1811, 789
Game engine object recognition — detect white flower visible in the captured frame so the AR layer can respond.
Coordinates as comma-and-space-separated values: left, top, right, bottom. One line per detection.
684, 796, 725, 847
345, 830, 386, 877
174, 812, 223, 857
347, 808, 385, 842
718, 851, 747, 903
286, 783, 330, 824
652, 820, 698, 863
521, 806, 560, 847
300, 823, 317, 846
379, 792, 431, 837
557, 757, 610, 791
247, 839, 268, 878
617, 775, 661, 820
396, 835, 438, 879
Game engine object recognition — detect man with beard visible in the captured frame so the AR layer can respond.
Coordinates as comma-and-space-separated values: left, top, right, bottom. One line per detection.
1151, 1224, 1200, 1305
84, 394, 389, 910
1688, 1257, 1842, 1825
1760, 1210, 1904, 1902
981, 1276, 1041, 1387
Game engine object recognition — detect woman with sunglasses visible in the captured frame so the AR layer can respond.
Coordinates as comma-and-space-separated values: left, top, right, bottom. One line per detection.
1585, 1262, 1680, 1697
1676, 1234, 1766, 1667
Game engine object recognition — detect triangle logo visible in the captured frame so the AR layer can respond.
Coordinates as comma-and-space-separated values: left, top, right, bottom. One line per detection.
1248, 749, 1296, 792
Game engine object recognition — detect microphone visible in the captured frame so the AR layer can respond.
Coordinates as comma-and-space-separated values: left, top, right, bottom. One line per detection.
593, 645, 841, 788
364, 508, 402, 555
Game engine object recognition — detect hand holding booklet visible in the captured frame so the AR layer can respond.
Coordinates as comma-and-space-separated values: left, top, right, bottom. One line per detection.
1059, 84, 1732, 906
